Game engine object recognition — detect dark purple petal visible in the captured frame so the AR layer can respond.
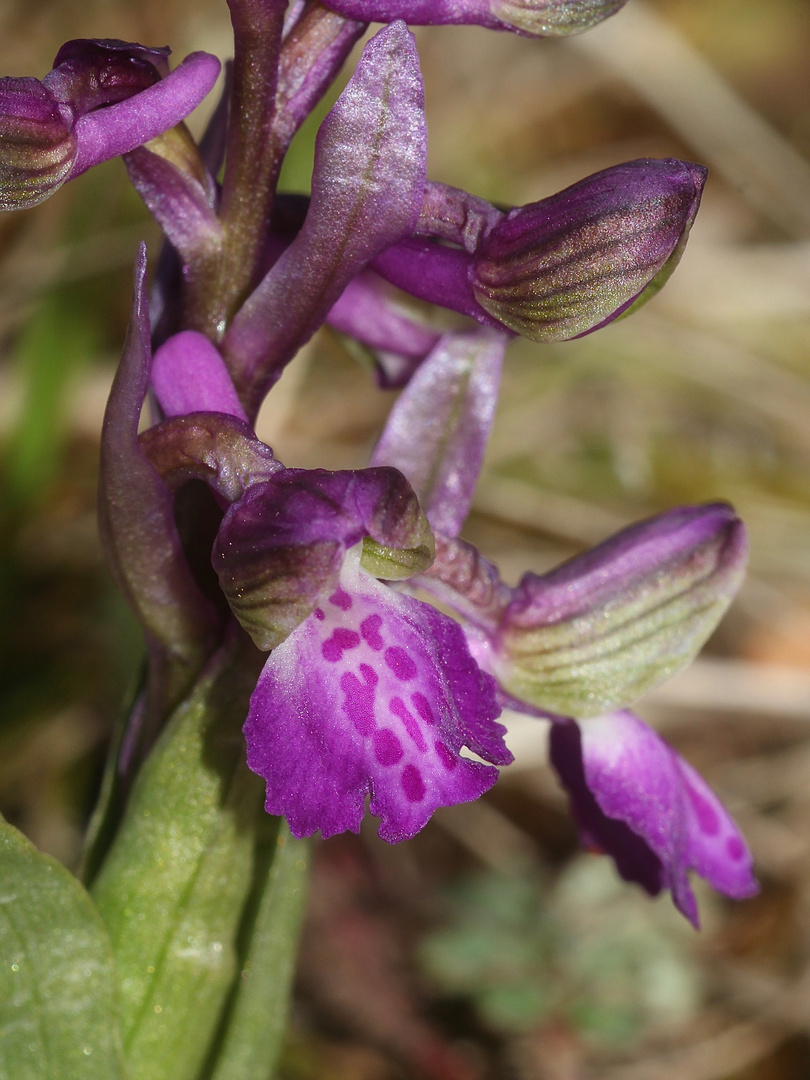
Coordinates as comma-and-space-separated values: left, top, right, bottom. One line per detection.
550, 713, 758, 926
68, 51, 221, 178
244, 548, 510, 842
213, 467, 434, 649
224, 21, 427, 415
489, 504, 747, 717
98, 246, 218, 660
0, 78, 77, 210
326, 270, 441, 372
371, 329, 506, 536
472, 158, 706, 341
319, 0, 628, 36
151, 331, 247, 421
44, 39, 169, 114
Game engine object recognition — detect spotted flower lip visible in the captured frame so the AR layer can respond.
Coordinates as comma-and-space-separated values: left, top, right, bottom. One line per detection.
319, 0, 629, 37
549, 713, 759, 927
0, 43, 220, 210
243, 545, 512, 843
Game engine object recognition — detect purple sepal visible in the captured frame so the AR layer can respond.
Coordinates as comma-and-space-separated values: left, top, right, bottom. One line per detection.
326, 270, 441, 376
68, 51, 221, 179
319, 0, 628, 37
371, 329, 506, 536
372, 237, 504, 329
224, 21, 428, 415
549, 713, 758, 927
491, 503, 747, 717
98, 246, 218, 660
244, 547, 511, 842
124, 136, 220, 267
0, 77, 76, 210
213, 466, 433, 649
151, 331, 248, 422
472, 159, 707, 342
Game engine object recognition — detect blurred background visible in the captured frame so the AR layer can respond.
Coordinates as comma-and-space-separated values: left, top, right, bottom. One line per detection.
2, 1, 810, 1077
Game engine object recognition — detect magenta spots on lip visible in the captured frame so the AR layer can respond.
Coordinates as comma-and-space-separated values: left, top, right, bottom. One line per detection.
390, 696, 427, 752
726, 835, 745, 861
329, 587, 352, 611
411, 691, 435, 726
321, 627, 361, 662
435, 741, 458, 771
373, 728, 404, 767
384, 646, 418, 682
685, 779, 720, 836
401, 763, 425, 803
340, 663, 378, 737
360, 613, 384, 651
314, 608, 325, 620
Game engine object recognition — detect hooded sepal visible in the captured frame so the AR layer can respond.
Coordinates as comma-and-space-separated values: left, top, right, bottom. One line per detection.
225, 20, 428, 415
549, 713, 758, 926
0, 78, 77, 210
244, 546, 511, 842
371, 328, 507, 536
213, 466, 434, 650
491, 503, 747, 717
0, 46, 219, 211
472, 159, 706, 341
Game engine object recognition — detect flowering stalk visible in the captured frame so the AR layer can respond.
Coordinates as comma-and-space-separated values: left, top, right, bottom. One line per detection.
0, 1, 758, 1074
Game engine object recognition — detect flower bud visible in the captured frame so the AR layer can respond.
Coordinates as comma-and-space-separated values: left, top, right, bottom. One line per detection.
490, 503, 747, 717
472, 158, 706, 341
0, 42, 219, 211
0, 78, 77, 210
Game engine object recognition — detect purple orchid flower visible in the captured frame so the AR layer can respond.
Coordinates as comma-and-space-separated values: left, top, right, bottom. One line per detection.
319, 0, 629, 37
368, 330, 756, 923
372, 160, 706, 342
0, 39, 219, 210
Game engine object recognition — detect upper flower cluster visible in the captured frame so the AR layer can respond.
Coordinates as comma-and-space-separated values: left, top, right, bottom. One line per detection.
0, 1, 757, 925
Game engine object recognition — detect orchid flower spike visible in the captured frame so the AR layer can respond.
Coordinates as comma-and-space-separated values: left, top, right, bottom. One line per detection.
213, 468, 512, 843
0, 39, 219, 210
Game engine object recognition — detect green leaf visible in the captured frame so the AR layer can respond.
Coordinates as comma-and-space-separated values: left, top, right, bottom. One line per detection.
90, 636, 266, 1080
206, 823, 309, 1080
0, 815, 127, 1080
